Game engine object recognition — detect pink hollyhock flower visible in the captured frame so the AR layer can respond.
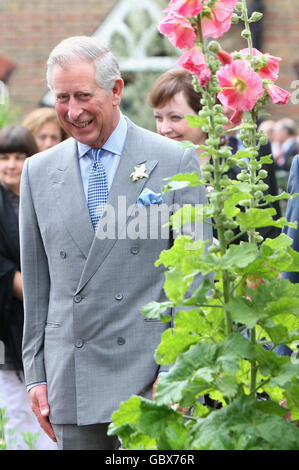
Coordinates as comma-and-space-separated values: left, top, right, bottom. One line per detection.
168, 0, 204, 18
230, 110, 243, 126
217, 48, 233, 65
201, 0, 238, 39
158, 11, 196, 50
177, 46, 211, 86
265, 83, 290, 104
216, 59, 264, 111
239, 48, 281, 81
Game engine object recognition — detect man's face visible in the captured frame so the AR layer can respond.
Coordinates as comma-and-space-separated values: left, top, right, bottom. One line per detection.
52, 61, 123, 148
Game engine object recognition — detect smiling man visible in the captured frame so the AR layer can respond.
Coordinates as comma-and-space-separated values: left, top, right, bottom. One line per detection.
19, 36, 212, 450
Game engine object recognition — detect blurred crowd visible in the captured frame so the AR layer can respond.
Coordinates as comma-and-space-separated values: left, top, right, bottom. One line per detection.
258, 117, 299, 191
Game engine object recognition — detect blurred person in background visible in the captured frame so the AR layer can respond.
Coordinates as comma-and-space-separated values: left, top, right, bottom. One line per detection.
0, 125, 57, 450
22, 107, 66, 152
258, 120, 277, 150
272, 117, 298, 171
147, 69, 210, 169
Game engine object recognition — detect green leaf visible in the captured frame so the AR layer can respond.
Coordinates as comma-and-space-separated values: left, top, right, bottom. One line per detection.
234, 149, 254, 161
222, 242, 258, 269
225, 297, 261, 328
255, 344, 289, 376
155, 327, 199, 366
264, 191, 291, 203
163, 173, 203, 197
155, 342, 218, 406
223, 192, 251, 217
155, 237, 208, 301
254, 400, 287, 418
141, 301, 173, 321
191, 395, 299, 450
260, 319, 291, 346
236, 207, 277, 228
109, 396, 190, 450
263, 233, 293, 251
215, 375, 239, 398
170, 204, 203, 233
260, 154, 273, 164
156, 334, 256, 406
182, 277, 213, 305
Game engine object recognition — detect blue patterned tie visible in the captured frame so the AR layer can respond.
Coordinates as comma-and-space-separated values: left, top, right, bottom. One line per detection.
87, 148, 109, 230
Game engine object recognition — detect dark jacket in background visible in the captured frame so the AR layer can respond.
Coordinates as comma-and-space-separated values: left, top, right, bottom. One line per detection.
0, 183, 23, 370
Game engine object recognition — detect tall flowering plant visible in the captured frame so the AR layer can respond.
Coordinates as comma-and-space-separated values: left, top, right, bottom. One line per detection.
109, 0, 299, 449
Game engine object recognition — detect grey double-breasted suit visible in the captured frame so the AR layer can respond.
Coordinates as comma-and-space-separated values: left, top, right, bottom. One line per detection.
20, 117, 211, 425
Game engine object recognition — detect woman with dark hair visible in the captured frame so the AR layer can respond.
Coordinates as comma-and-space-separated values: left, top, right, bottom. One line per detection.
148, 69, 209, 167
0, 125, 57, 450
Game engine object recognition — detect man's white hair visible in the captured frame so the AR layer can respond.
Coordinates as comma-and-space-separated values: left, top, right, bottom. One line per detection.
46, 36, 121, 94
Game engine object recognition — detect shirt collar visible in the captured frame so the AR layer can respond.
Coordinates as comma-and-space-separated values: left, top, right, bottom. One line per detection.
77, 113, 127, 159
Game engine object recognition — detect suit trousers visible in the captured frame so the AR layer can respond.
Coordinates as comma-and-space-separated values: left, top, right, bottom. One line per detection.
52, 422, 120, 450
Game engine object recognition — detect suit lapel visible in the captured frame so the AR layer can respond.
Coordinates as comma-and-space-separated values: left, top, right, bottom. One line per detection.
76, 122, 158, 294
47, 139, 94, 259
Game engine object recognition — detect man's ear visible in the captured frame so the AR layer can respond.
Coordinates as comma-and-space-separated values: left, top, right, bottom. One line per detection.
112, 78, 124, 106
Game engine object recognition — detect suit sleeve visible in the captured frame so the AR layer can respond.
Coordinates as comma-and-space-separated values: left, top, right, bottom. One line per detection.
282, 155, 299, 283
19, 159, 50, 386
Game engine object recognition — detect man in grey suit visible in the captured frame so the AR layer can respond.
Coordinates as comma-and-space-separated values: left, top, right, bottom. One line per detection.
19, 36, 211, 450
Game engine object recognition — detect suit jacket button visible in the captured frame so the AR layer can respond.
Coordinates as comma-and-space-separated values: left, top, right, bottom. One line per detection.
75, 339, 84, 348
117, 337, 125, 345
130, 246, 139, 255
74, 295, 82, 303
60, 250, 66, 258
115, 293, 123, 301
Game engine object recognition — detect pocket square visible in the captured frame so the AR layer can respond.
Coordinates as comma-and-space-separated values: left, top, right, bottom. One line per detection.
137, 188, 163, 207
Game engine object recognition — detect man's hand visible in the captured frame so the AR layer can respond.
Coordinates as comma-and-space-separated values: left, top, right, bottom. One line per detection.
29, 384, 57, 442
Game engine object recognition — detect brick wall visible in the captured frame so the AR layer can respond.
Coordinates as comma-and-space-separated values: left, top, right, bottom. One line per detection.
0, 0, 298, 128
262, 0, 299, 125
0, 0, 118, 118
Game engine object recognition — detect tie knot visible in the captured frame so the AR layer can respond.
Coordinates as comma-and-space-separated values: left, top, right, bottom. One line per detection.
91, 148, 102, 161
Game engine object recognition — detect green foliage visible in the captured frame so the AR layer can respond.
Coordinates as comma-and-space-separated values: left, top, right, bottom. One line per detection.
21, 431, 39, 450
0, 407, 39, 450
109, 0, 299, 450
120, 71, 160, 131
0, 100, 21, 129
0, 407, 8, 450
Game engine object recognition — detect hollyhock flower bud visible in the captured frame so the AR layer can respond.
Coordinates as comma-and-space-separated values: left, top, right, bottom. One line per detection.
177, 46, 211, 86
216, 59, 264, 111
265, 83, 290, 104
201, 0, 239, 39
246, 275, 264, 289
158, 11, 196, 50
168, 0, 204, 18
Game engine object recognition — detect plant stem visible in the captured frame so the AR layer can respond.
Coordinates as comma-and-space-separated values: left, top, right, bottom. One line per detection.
241, 0, 253, 55
240, 0, 260, 394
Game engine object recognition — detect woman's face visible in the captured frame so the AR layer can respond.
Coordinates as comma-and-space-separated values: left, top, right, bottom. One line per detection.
0, 152, 27, 194
35, 121, 62, 152
153, 91, 205, 145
